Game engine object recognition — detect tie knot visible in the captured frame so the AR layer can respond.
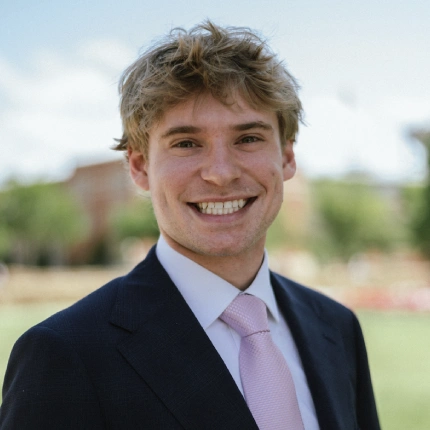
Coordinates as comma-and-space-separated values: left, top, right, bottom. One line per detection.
220, 294, 269, 337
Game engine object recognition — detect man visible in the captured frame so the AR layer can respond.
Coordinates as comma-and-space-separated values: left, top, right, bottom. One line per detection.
0, 22, 380, 429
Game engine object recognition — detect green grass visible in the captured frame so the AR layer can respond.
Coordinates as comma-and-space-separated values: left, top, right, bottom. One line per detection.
0, 301, 74, 395
1, 305, 429, 429
358, 311, 430, 430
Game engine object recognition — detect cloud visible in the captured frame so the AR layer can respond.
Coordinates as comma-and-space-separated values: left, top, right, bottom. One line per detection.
0, 40, 136, 184
78, 39, 137, 72
295, 95, 429, 182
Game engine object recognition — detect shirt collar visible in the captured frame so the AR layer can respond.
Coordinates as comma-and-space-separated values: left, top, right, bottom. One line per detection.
156, 235, 280, 330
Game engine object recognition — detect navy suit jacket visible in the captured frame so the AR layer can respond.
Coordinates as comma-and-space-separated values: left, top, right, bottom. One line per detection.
0, 247, 380, 429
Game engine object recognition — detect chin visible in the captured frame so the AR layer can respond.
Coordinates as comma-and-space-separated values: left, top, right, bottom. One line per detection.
193, 238, 262, 258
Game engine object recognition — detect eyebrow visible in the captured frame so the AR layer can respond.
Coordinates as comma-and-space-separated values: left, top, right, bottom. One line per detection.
160, 121, 274, 139
232, 121, 274, 132
161, 126, 202, 139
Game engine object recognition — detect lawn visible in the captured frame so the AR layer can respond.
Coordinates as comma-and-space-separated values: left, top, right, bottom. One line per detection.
359, 311, 430, 430
0, 302, 74, 381
1, 303, 429, 429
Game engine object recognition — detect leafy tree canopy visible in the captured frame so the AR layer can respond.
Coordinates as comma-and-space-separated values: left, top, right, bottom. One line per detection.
313, 180, 405, 260
0, 180, 88, 262
410, 131, 430, 257
110, 197, 159, 240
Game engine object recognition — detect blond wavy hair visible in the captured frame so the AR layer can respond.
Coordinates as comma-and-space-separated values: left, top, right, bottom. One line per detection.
114, 21, 303, 157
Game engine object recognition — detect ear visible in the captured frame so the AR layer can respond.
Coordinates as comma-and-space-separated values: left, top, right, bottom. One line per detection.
128, 148, 150, 191
282, 140, 296, 181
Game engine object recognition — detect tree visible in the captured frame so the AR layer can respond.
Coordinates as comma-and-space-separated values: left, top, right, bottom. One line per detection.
0, 180, 88, 264
110, 197, 159, 241
313, 179, 405, 260
410, 130, 430, 257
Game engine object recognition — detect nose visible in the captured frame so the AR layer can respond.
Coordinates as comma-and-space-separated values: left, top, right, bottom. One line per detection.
200, 144, 241, 186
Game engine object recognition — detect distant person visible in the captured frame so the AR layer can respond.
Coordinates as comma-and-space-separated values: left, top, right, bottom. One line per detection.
0, 21, 380, 429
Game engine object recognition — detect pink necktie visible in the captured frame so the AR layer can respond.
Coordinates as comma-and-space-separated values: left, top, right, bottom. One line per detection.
220, 294, 305, 430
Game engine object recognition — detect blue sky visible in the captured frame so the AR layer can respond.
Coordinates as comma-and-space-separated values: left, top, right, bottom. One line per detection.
1, 0, 429, 184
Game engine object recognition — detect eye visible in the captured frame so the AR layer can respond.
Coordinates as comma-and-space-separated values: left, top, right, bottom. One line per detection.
174, 140, 196, 148
239, 135, 261, 144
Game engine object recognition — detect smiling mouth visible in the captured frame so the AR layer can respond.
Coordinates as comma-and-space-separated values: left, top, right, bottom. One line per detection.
193, 199, 252, 215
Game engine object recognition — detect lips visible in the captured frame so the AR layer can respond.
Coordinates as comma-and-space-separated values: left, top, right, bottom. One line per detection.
194, 199, 249, 215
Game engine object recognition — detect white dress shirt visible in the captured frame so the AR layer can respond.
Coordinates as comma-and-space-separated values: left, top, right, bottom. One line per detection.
156, 235, 319, 429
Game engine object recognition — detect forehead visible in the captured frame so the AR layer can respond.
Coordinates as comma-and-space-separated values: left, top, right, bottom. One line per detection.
151, 92, 278, 135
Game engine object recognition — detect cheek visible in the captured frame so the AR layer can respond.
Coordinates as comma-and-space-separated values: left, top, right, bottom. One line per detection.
254, 157, 284, 182
148, 158, 172, 189
149, 161, 190, 207
264, 161, 286, 197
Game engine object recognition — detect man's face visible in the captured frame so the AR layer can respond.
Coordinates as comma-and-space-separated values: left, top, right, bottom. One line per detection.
129, 92, 296, 262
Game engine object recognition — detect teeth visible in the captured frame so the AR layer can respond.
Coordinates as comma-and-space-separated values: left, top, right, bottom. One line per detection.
196, 199, 249, 215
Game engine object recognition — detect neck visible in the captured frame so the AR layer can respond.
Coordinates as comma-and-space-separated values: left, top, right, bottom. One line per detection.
163, 236, 265, 291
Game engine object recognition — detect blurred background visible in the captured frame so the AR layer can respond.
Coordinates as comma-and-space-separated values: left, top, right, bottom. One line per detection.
1, 1, 430, 428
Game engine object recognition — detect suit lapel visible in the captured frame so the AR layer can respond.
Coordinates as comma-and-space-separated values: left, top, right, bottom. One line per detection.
110, 248, 258, 430
271, 273, 357, 430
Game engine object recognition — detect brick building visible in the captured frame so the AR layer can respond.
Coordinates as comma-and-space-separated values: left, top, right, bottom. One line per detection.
65, 159, 135, 263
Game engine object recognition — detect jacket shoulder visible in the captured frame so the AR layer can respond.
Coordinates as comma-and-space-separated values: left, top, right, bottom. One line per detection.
271, 271, 355, 322
37, 274, 125, 333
